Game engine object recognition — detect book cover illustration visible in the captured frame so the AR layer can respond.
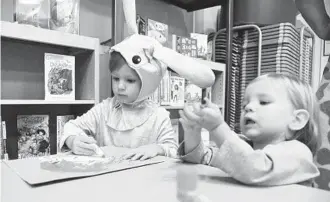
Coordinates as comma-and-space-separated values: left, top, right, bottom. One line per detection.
17, 115, 50, 159
57, 115, 75, 153
49, 0, 80, 34
170, 76, 185, 107
1, 121, 8, 160
136, 14, 146, 35
185, 80, 202, 105
45, 53, 75, 101
172, 35, 197, 57
147, 19, 168, 46
190, 33, 208, 60
14, 0, 50, 29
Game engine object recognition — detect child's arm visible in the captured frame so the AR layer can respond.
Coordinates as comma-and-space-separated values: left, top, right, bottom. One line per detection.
177, 105, 215, 165
208, 122, 319, 186
59, 101, 105, 152
155, 109, 179, 158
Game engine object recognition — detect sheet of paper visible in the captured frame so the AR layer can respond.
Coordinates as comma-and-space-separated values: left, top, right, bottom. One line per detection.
4, 146, 166, 185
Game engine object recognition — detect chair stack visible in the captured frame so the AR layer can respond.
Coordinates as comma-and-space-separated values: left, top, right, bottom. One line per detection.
208, 32, 244, 132
300, 31, 313, 85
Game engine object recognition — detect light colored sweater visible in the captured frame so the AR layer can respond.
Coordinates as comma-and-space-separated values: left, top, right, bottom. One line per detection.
179, 127, 319, 186
59, 98, 178, 158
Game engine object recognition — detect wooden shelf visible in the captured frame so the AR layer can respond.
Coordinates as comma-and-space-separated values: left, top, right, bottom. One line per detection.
1, 21, 98, 50
1, 100, 95, 105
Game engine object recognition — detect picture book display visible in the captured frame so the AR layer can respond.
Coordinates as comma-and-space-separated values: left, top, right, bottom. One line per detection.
44, 53, 75, 101
1, 121, 8, 160
17, 115, 50, 159
49, 0, 80, 34
56, 115, 75, 153
170, 76, 185, 107
14, 0, 50, 29
147, 19, 169, 46
172, 35, 198, 57
185, 80, 202, 105
190, 33, 208, 60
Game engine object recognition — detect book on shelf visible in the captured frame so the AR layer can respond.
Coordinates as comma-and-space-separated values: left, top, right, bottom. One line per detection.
136, 14, 147, 35
190, 33, 208, 60
49, 0, 80, 34
0, 119, 2, 159
1, 121, 8, 160
172, 34, 198, 58
160, 69, 171, 106
185, 80, 202, 105
56, 115, 75, 153
14, 0, 50, 29
147, 18, 169, 46
44, 53, 75, 101
17, 115, 50, 159
170, 76, 185, 107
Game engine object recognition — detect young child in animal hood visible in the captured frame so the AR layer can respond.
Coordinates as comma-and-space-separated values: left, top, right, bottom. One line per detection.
58, 1, 215, 160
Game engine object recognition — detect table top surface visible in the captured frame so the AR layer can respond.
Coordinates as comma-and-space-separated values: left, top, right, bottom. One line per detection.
1, 154, 330, 202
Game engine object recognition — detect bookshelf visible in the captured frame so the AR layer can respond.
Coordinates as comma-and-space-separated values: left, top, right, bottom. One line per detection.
1, 21, 100, 159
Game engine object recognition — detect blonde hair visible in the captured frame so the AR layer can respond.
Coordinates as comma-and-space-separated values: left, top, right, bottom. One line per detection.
252, 73, 320, 155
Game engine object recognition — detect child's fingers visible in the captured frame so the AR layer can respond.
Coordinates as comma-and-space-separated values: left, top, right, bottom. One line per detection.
183, 105, 201, 122
203, 97, 218, 109
130, 153, 144, 161
192, 103, 203, 116
121, 152, 135, 160
139, 154, 152, 161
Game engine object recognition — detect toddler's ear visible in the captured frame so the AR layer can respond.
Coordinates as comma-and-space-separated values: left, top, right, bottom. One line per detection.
288, 109, 310, 133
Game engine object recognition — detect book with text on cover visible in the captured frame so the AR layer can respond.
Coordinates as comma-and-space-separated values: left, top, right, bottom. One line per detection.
17, 115, 50, 159
44, 53, 75, 101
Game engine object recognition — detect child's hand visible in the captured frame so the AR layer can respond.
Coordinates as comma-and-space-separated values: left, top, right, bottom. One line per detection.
182, 98, 224, 132
66, 135, 99, 156
121, 144, 164, 161
179, 102, 203, 132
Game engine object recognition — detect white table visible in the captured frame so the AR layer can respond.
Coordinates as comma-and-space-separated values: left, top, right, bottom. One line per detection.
1, 156, 330, 202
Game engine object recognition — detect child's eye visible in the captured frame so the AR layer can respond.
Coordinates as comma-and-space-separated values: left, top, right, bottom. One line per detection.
260, 101, 270, 105
112, 77, 119, 82
127, 79, 136, 83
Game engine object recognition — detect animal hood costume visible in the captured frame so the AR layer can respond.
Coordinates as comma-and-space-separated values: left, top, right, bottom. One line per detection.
108, 0, 216, 131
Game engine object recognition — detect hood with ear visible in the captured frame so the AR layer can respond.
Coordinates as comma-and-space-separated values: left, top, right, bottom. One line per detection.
111, 34, 167, 103
110, 0, 215, 104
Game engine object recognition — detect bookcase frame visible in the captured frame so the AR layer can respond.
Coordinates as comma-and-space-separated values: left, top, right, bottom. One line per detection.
1, 21, 100, 159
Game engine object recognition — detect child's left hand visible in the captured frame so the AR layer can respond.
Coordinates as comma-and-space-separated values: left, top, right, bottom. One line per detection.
183, 98, 224, 131
121, 144, 164, 161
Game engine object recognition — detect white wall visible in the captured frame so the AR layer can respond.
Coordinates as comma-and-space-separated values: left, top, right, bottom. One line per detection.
194, 6, 221, 34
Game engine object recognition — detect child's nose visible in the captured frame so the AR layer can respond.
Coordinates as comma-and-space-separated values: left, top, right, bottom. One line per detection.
118, 81, 126, 90
244, 102, 256, 112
